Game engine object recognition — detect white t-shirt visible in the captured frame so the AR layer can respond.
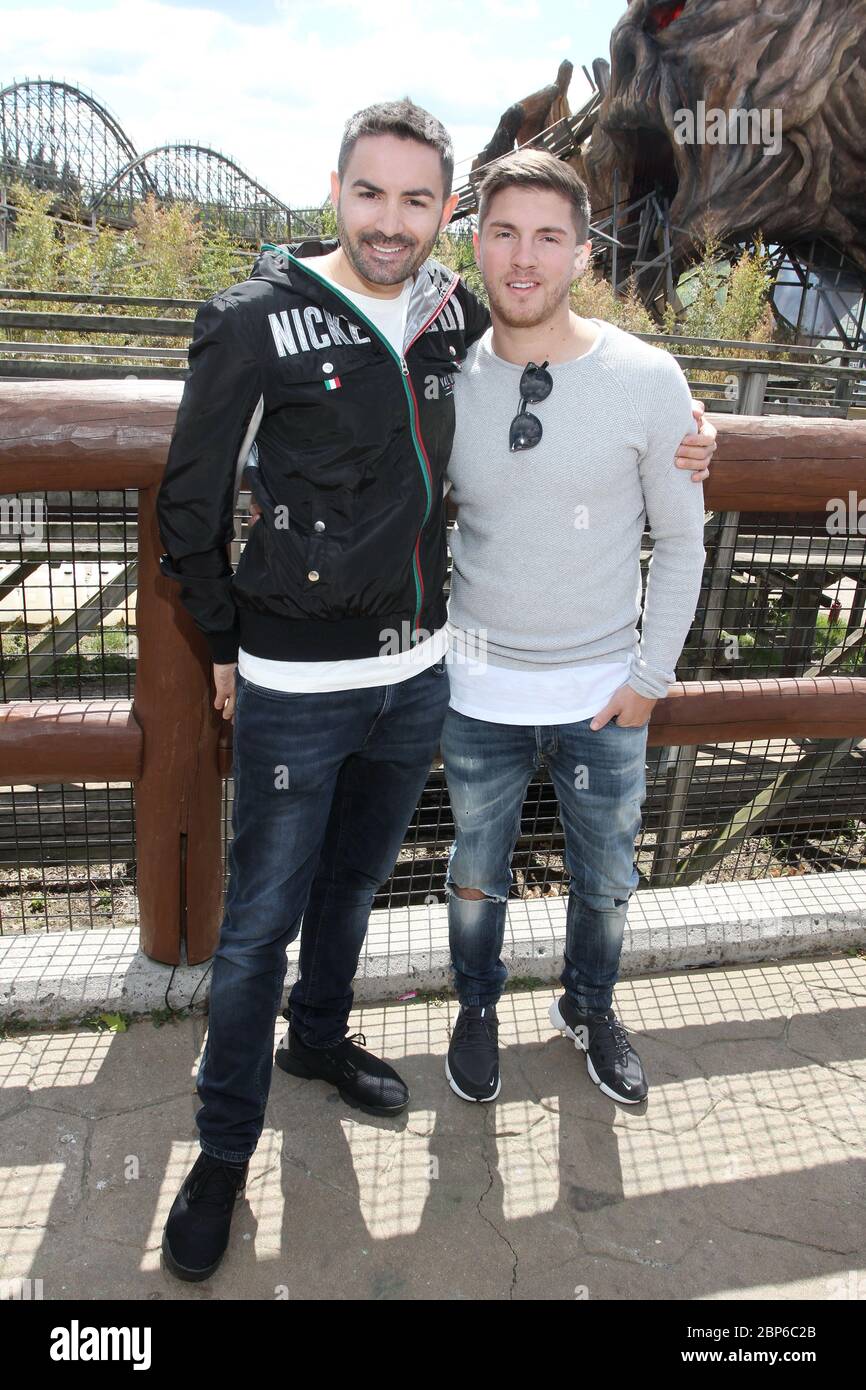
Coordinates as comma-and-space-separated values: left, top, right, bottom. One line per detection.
445, 640, 632, 726
238, 261, 447, 693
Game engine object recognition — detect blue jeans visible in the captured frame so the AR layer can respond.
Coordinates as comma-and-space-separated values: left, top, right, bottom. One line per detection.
196, 660, 451, 1164
441, 709, 648, 1014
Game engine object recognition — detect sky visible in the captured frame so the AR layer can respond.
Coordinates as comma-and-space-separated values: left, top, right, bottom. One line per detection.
1, 0, 629, 206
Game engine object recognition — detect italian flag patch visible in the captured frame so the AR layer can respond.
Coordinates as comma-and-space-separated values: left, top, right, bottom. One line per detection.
324, 377, 342, 391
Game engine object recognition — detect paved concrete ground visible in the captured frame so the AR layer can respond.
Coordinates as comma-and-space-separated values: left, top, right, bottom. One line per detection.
1, 954, 864, 1301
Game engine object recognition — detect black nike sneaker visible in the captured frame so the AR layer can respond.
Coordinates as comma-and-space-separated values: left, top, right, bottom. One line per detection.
549, 995, 648, 1104
162, 1150, 249, 1282
446, 1005, 501, 1102
274, 1026, 409, 1116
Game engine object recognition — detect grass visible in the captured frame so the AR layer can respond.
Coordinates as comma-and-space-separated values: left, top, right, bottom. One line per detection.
0, 1004, 201, 1040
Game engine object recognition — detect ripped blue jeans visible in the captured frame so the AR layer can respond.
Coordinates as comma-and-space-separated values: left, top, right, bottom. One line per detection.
440, 708, 648, 1013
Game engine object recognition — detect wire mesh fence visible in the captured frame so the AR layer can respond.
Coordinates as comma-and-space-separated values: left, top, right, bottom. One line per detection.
1, 486, 864, 936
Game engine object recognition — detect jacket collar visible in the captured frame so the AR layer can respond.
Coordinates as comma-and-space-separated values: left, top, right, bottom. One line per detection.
251, 239, 459, 351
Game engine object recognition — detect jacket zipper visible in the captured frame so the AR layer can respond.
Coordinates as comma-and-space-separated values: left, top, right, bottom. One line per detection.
265, 246, 459, 644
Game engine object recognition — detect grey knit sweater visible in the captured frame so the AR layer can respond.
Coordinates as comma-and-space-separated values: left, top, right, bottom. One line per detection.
445, 319, 707, 700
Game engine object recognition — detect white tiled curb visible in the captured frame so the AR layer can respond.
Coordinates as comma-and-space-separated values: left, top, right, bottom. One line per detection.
1, 871, 864, 1024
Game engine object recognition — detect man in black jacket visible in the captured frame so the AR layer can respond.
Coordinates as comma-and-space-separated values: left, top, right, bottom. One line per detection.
157, 98, 715, 1281
157, 99, 489, 1281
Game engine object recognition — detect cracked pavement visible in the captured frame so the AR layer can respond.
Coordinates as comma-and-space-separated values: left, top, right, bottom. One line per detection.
1, 954, 865, 1300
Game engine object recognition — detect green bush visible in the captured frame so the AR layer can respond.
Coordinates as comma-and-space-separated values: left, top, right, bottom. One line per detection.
0, 182, 249, 304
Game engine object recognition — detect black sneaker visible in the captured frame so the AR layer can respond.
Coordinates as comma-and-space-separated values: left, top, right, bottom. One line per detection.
446, 1005, 501, 1102
274, 1026, 409, 1116
549, 995, 648, 1104
161, 1150, 248, 1282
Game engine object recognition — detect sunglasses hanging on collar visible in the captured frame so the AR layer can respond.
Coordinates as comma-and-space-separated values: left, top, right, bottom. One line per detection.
509, 360, 554, 452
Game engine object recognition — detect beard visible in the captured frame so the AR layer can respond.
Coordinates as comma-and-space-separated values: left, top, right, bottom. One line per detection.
335, 203, 440, 287
485, 272, 573, 329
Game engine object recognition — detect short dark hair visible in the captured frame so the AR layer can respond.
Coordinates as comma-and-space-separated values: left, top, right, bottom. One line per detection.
338, 98, 454, 201
477, 149, 591, 241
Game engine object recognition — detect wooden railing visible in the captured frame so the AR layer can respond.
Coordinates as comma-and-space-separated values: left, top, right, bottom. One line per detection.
0, 382, 865, 963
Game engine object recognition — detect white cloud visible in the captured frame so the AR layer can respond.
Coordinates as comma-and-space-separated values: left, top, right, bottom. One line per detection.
2, 0, 604, 204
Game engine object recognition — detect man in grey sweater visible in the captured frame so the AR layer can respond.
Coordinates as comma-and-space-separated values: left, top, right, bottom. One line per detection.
442, 150, 708, 1108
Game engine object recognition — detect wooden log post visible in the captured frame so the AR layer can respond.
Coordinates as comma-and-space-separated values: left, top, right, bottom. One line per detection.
136, 479, 225, 965
0, 380, 223, 965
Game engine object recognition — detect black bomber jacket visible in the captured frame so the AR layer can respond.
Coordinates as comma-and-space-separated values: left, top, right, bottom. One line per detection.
156, 238, 490, 665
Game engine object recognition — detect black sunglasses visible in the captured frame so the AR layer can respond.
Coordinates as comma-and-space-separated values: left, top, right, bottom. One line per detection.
509, 360, 553, 452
